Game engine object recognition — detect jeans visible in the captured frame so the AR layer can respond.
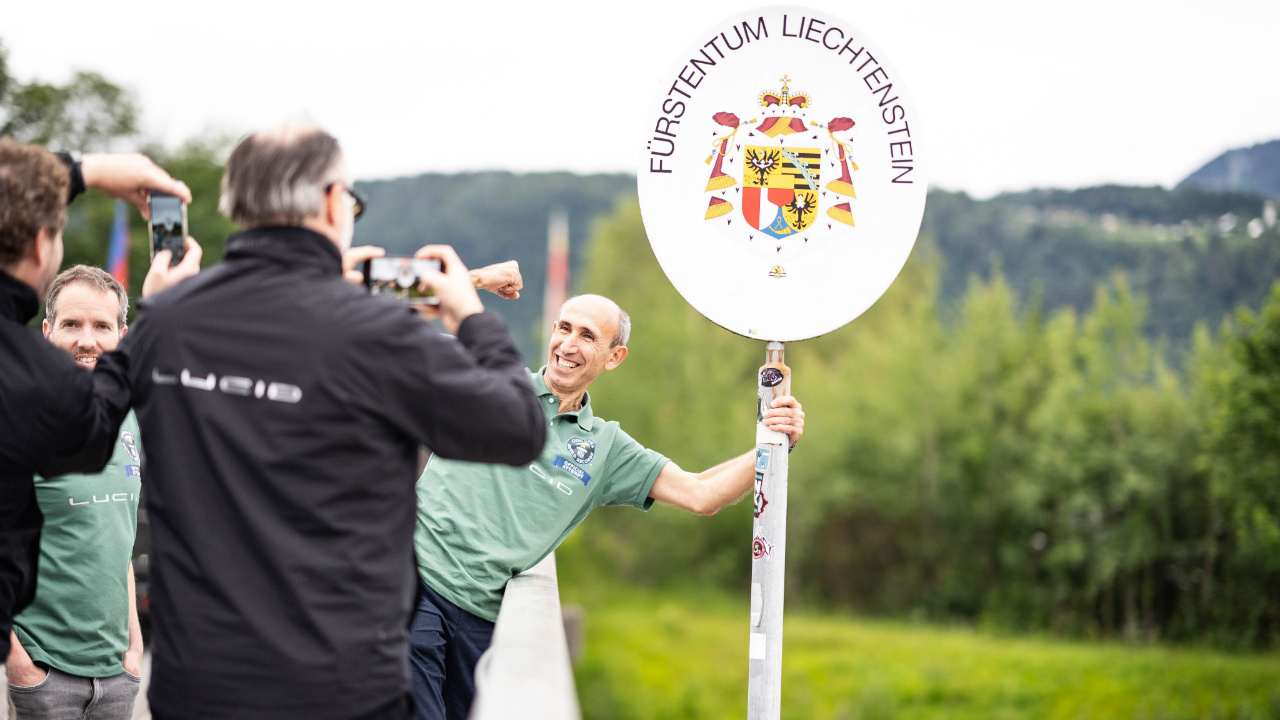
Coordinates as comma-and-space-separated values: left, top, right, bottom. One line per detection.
7, 666, 139, 720
408, 580, 495, 720
2, 663, 10, 720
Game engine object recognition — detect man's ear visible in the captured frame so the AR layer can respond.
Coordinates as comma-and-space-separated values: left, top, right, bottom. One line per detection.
323, 184, 344, 228
32, 227, 55, 266
42, 318, 52, 338
119, 325, 129, 340
604, 345, 628, 371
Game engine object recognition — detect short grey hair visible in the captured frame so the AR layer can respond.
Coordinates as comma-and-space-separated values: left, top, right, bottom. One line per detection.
613, 307, 631, 348
46, 265, 129, 330
560, 294, 630, 348
218, 123, 346, 226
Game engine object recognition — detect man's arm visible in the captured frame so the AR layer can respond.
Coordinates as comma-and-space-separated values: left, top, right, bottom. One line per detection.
469, 261, 522, 299
647, 396, 804, 515
123, 562, 143, 676
56, 151, 192, 213
79, 153, 192, 216
346, 245, 545, 466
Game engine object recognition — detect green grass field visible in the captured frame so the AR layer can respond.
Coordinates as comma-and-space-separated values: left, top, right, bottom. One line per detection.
560, 581, 1280, 720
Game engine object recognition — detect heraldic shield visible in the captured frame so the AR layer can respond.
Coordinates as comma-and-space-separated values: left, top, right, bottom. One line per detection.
742, 145, 820, 238
702, 75, 859, 242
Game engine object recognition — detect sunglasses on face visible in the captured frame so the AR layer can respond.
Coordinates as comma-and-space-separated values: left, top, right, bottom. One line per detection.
326, 183, 367, 222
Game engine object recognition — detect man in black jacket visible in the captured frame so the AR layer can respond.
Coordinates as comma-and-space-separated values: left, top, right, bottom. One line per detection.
118, 123, 545, 720
0, 138, 197, 715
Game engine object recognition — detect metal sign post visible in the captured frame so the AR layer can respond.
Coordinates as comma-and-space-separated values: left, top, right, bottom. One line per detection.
635, 7, 927, 718
749, 341, 790, 718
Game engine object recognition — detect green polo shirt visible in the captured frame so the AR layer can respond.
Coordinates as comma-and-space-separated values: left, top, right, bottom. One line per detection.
14, 411, 141, 678
415, 368, 668, 621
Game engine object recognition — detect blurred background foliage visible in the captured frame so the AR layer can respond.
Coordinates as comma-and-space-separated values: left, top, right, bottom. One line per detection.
563, 197, 1280, 651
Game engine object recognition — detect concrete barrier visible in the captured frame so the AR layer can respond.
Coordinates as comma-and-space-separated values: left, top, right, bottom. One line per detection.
470, 554, 581, 720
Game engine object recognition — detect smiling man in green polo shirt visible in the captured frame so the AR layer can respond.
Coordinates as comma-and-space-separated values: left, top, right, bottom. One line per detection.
6, 266, 144, 720
410, 293, 805, 720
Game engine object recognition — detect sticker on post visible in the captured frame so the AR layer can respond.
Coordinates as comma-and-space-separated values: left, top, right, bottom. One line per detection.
749, 632, 767, 660
755, 446, 771, 471
752, 533, 773, 560
753, 471, 769, 518
760, 367, 784, 388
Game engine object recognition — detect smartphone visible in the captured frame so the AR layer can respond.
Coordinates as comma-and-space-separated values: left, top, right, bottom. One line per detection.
362, 256, 443, 305
149, 191, 188, 266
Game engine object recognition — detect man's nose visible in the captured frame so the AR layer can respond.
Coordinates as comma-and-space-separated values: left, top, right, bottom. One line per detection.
73, 327, 99, 350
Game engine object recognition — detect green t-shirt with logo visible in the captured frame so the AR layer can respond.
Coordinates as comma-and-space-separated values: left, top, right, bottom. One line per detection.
415, 368, 668, 621
14, 411, 142, 678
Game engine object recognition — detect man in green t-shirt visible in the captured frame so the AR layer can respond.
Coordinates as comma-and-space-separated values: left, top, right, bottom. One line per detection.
6, 266, 144, 719
410, 294, 805, 720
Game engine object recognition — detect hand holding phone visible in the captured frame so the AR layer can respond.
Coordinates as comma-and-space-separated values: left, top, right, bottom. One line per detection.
362, 256, 443, 305
148, 191, 188, 267
412, 245, 485, 335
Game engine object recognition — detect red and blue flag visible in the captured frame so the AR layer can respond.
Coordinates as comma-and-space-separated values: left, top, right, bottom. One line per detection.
106, 200, 129, 287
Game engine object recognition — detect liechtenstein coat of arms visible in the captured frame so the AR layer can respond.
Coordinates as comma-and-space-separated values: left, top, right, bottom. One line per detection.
703, 74, 858, 244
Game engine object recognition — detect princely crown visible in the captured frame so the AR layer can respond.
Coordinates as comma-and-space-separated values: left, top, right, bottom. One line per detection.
759, 75, 810, 109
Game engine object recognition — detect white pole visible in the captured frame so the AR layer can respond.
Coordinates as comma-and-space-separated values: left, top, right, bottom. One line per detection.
748, 340, 789, 720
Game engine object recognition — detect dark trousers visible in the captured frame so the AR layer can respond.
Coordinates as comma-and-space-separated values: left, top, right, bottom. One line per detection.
151, 694, 409, 720
408, 580, 495, 720
349, 696, 412, 720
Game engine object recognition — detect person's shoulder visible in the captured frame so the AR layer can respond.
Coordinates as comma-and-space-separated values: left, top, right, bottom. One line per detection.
589, 416, 634, 447
137, 262, 233, 313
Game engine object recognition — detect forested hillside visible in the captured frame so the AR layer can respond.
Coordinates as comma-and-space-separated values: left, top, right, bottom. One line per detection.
345, 175, 1280, 362
927, 186, 1280, 355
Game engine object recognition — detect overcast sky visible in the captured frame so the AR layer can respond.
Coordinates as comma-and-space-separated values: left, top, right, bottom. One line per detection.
4, 0, 1277, 197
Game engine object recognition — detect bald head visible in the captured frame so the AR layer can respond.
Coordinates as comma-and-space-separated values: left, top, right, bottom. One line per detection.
219, 122, 347, 227
558, 294, 630, 348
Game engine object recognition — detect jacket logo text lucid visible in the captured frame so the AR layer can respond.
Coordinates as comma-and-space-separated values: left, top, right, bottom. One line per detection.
152, 368, 303, 404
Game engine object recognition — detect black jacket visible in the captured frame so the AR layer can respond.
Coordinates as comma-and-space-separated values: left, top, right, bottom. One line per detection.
0, 271, 126, 659
117, 227, 544, 720
0, 155, 122, 658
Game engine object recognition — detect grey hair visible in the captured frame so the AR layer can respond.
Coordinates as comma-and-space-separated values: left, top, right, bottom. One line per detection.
559, 294, 630, 348
613, 307, 631, 348
218, 124, 346, 226
46, 265, 129, 329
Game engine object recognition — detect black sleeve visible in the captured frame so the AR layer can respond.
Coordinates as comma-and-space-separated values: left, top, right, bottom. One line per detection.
32, 345, 131, 477
53, 152, 87, 205
342, 308, 545, 466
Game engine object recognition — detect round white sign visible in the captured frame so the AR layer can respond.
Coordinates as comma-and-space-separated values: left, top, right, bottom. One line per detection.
637, 6, 927, 341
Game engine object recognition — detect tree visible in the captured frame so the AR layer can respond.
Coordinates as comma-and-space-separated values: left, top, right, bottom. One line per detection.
1207, 283, 1280, 646
0, 40, 138, 151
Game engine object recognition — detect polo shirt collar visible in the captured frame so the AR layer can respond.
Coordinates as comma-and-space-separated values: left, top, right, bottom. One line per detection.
531, 366, 594, 432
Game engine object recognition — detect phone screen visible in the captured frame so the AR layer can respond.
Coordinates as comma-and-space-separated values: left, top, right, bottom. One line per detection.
149, 192, 187, 266
365, 257, 442, 305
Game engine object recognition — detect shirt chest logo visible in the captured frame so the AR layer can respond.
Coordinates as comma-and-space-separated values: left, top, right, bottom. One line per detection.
68, 492, 138, 506
120, 430, 140, 464
552, 456, 591, 486
566, 437, 596, 465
